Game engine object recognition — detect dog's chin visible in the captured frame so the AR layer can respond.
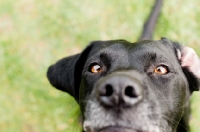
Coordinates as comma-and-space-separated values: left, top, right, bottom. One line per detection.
84, 125, 139, 132
98, 126, 137, 132
84, 124, 161, 132
83, 120, 161, 132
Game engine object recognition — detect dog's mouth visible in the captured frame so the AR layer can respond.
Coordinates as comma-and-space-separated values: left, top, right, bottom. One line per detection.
84, 124, 160, 132
98, 126, 137, 132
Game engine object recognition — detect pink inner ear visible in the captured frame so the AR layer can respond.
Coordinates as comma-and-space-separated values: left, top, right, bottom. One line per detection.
180, 47, 200, 78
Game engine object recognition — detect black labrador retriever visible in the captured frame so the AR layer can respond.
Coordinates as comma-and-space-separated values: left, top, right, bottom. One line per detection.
47, 1, 200, 132
47, 38, 200, 132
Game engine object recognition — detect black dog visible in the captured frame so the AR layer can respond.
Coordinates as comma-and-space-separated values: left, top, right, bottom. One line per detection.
47, 38, 200, 132
47, 1, 200, 132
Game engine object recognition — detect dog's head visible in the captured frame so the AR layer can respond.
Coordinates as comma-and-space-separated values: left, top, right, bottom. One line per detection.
47, 38, 200, 132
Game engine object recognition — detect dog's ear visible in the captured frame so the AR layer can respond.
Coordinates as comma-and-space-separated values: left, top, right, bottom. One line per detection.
47, 41, 101, 100
47, 54, 80, 99
178, 46, 200, 91
161, 37, 200, 91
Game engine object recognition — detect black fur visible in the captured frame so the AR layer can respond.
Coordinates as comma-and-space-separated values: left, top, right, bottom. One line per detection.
46, 0, 199, 132
47, 38, 199, 132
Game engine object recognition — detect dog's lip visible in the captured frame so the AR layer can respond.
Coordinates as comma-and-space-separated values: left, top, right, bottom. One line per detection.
98, 126, 138, 132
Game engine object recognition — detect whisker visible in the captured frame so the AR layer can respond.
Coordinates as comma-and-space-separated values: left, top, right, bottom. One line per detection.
72, 110, 83, 132
161, 115, 188, 131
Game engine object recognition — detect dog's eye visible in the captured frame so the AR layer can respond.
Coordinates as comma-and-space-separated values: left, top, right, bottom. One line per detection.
154, 65, 168, 75
90, 64, 102, 73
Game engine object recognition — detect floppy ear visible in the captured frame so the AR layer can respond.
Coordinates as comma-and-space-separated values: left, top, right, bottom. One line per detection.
47, 41, 102, 100
178, 46, 200, 91
180, 47, 200, 78
47, 54, 80, 99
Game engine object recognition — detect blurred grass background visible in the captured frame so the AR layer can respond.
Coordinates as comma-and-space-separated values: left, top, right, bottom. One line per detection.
0, 0, 200, 132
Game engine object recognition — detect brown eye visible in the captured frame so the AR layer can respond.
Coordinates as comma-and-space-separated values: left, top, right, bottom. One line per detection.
154, 65, 168, 75
90, 64, 102, 73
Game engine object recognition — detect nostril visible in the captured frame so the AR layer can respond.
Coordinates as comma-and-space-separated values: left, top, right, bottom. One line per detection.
105, 84, 113, 96
125, 86, 138, 98
100, 84, 113, 96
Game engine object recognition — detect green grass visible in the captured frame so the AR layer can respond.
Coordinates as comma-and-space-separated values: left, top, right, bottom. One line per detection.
0, 0, 200, 131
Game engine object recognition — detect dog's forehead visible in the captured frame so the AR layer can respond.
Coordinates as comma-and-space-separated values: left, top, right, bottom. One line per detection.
82, 41, 178, 74
131, 40, 175, 57
89, 40, 176, 60
84, 40, 179, 72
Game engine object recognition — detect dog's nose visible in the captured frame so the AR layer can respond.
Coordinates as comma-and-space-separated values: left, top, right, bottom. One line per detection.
97, 73, 143, 107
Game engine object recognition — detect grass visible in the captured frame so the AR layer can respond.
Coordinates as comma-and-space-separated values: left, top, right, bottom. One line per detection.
0, 0, 200, 131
